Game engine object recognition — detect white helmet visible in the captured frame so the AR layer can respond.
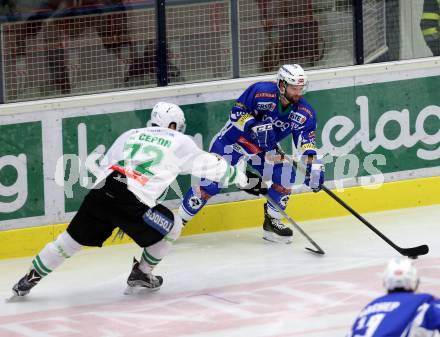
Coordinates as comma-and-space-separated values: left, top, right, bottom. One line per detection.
382, 258, 419, 292
148, 102, 186, 132
277, 64, 308, 93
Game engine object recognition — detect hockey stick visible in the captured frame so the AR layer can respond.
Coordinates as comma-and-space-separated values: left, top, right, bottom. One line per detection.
243, 169, 324, 255
281, 153, 429, 258
265, 194, 325, 255
319, 185, 429, 258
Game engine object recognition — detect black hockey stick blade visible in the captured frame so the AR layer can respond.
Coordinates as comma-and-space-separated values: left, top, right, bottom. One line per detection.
399, 244, 429, 258
279, 152, 429, 258
306, 247, 325, 255
320, 185, 430, 258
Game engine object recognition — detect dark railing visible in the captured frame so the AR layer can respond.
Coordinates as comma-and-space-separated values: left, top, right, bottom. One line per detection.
0, 0, 385, 103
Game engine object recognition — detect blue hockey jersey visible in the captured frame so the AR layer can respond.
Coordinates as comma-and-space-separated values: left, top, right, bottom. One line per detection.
218, 81, 318, 155
348, 292, 440, 337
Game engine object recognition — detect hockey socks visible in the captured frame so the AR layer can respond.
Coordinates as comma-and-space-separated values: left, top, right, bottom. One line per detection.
12, 231, 82, 296
36, 231, 82, 273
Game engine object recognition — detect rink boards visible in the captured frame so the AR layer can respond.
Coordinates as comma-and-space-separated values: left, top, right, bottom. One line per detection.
0, 58, 440, 259
1, 175, 439, 259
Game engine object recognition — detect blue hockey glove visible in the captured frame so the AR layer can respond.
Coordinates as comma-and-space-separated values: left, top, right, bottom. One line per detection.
250, 122, 276, 151
304, 159, 325, 192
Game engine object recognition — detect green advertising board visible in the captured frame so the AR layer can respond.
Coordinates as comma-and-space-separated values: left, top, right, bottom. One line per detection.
0, 122, 44, 221
310, 77, 440, 178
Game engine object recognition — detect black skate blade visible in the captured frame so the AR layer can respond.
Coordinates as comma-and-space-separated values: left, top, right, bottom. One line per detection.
124, 285, 161, 295
5, 293, 27, 303
262, 231, 293, 244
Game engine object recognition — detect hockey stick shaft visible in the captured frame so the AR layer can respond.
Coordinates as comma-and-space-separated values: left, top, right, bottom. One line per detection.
265, 194, 325, 255
283, 154, 428, 257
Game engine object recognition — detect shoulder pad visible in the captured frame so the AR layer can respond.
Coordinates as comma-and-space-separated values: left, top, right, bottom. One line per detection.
253, 82, 278, 99
297, 102, 315, 120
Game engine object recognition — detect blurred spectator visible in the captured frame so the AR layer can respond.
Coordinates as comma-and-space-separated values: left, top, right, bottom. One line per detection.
3, 0, 141, 97
0, 0, 17, 17
124, 39, 182, 85
420, 0, 440, 56
256, 0, 323, 72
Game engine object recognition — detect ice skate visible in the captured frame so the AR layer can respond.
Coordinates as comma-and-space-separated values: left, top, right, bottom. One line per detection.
124, 257, 163, 294
11, 269, 42, 297
263, 204, 293, 244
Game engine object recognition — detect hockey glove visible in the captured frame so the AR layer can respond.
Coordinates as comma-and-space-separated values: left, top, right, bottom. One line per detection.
250, 122, 276, 151
304, 159, 325, 192
239, 170, 268, 196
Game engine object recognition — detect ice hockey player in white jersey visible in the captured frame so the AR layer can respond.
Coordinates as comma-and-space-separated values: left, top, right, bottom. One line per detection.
348, 257, 440, 337
12, 102, 265, 297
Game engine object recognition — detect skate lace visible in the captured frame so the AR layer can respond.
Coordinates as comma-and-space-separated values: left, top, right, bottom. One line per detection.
147, 273, 160, 286
271, 219, 288, 230
26, 270, 42, 285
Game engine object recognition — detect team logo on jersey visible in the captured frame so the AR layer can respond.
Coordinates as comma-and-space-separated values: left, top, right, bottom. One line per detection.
189, 196, 203, 209
292, 124, 305, 131
263, 115, 292, 132
255, 92, 276, 98
279, 195, 290, 208
257, 102, 276, 111
292, 112, 307, 125
231, 109, 247, 120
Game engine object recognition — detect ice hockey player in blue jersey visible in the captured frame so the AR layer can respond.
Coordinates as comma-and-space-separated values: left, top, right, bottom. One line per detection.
178, 64, 325, 244
348, 258, 440, 337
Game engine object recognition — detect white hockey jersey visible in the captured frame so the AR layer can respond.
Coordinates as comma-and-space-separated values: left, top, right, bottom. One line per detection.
91, 127, 247, 207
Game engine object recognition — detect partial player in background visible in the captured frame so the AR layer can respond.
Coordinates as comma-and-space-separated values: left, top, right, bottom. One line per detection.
12, 102, 264, 297
420, 0, 440, 56
348, 258, 440, 337
178, 64, 325, 244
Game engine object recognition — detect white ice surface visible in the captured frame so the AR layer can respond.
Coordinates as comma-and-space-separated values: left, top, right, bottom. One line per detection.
1, 204, 439, 337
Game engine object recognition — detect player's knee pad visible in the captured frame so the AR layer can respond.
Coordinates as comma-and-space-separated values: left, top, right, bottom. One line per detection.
267, 183, 292, 219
